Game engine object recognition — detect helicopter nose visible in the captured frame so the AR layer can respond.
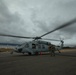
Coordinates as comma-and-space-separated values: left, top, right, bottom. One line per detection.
14, 48, 18, 52
18, 48, 22, 52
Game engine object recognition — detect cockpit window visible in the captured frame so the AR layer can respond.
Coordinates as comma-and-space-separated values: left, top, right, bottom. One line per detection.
42, 44, 45, 49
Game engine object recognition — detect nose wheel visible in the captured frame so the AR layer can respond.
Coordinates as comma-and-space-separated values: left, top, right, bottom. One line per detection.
10, 51, 13, 54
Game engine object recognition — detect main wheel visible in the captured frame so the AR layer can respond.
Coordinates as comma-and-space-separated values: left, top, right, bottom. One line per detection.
28, 52, 32, 55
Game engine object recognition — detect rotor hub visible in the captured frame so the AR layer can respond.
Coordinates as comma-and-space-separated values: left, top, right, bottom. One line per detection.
34, 37, 42, 40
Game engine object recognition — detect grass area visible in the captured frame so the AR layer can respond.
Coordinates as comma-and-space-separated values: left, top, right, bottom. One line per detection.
0, 48, 13, 52
0, 47, 76, 52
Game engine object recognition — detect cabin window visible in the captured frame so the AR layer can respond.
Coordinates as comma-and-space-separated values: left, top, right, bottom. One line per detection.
32, 44, 36, 49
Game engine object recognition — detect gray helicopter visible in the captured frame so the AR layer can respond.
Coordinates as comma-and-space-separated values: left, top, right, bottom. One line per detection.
0, 18, 76, 55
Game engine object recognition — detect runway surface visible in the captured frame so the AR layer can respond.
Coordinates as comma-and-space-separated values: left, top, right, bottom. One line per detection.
0, 49, 76, 75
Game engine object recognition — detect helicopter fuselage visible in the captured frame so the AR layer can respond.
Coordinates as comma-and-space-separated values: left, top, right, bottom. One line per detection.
13, 40, 63, 55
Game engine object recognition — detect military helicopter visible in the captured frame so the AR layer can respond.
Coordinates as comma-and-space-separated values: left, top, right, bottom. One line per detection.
0, 18, 76, 55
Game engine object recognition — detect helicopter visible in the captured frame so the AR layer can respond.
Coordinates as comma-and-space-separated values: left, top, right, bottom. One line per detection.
0, 18, 76, 55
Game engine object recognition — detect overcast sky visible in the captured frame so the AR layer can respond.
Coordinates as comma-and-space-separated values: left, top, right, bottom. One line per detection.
0, 0, 76, 46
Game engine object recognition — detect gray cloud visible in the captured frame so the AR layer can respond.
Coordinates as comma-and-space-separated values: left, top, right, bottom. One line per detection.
30, 0, 76, 39
0, 0, 27, 43
0, 0, 76, 45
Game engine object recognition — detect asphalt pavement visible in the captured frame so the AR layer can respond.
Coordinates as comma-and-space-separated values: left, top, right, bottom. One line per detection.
0, 49, 76, 75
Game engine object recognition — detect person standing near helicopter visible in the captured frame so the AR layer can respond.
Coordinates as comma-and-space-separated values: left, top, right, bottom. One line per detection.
49, 44, 55, 56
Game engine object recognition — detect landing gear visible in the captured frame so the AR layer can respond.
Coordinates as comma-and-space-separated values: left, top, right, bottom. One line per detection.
23, 52, 24, 54
28, 52, 32, 55
35, 52, 38, 55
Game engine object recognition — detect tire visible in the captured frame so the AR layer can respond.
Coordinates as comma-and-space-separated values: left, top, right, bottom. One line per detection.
28, 52, 32, 55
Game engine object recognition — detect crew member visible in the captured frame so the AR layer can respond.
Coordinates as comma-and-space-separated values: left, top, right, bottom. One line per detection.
49, 44, 55, 56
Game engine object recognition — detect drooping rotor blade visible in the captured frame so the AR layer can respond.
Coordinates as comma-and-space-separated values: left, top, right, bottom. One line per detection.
42, 38, 60, 41
0, 33, 35, 39
40, 18, 76, 37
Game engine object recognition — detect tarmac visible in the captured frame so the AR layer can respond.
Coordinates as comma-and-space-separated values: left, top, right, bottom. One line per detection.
0, 49, 76, 75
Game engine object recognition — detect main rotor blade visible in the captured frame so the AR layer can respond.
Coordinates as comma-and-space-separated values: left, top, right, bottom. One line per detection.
40, 18, 76, 37
0, 33, 34, 39
42, 38, 60, 41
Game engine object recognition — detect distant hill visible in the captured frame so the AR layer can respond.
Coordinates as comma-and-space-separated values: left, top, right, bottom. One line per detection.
0, 43, 21, 46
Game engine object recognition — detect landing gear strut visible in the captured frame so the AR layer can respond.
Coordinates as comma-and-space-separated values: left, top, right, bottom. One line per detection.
28, 52, 32, 55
